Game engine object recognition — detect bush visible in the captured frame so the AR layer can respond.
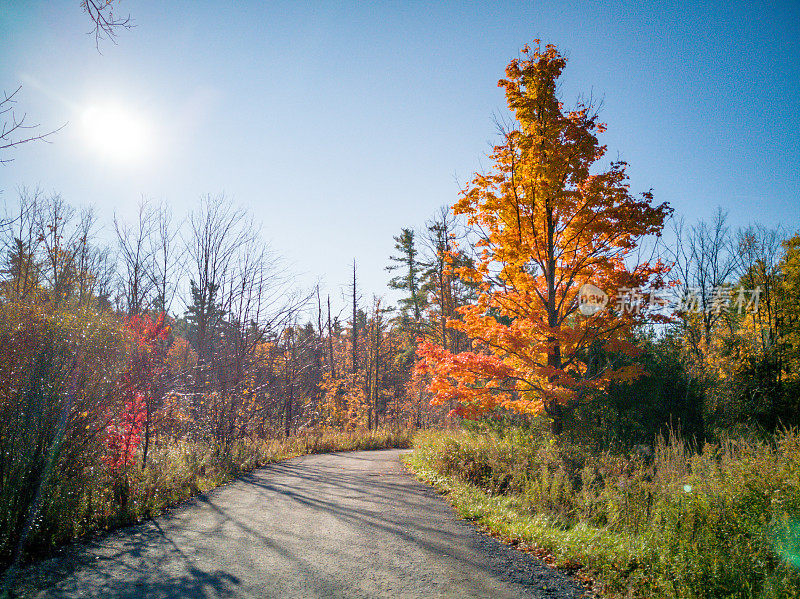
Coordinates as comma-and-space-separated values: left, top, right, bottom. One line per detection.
0, 302, 125, 565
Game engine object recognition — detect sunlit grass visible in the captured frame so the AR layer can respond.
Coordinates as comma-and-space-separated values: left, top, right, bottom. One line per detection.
405, 428, 800, 598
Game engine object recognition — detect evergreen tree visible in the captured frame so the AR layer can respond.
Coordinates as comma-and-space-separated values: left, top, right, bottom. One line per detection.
386, 228, 425, 324
184, 279, 225, 364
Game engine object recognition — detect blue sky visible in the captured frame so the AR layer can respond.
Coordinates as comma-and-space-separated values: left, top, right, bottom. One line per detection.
1, 0, 798, 311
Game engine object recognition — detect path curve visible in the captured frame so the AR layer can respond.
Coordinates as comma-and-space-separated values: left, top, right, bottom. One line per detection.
15, 449, 585, 598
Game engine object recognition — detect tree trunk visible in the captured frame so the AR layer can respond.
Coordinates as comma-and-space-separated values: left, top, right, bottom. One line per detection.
327, 295, 336, 379
141, 400, 150, 470
351, 261, 358, 374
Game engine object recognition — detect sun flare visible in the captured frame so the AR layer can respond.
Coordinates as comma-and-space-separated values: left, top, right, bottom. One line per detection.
81, 103, 150, 163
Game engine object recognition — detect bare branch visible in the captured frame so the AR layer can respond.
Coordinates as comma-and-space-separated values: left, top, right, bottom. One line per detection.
0, 86, 65, 164
80, 0, 133, 49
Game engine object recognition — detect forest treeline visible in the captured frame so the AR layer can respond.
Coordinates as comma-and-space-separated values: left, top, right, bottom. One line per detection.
0, 192, 464, 451
1, 178, 797, 567
1, 41, 799, 595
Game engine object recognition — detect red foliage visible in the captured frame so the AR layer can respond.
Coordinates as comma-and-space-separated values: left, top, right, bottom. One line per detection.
127, 312, 171, 348
103, 313, 170, 471
103, 392, 146, 470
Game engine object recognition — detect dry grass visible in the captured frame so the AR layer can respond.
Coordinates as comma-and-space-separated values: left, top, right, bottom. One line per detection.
408, 427, 800, 598
1, 427, 413, 571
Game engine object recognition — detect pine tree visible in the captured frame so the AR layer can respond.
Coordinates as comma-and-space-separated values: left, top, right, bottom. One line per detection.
184, 279, 225, 365
386, 228, 425, 324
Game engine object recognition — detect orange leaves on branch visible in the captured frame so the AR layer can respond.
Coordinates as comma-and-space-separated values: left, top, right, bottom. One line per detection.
419, 43, 672, 430
318, 372, 369, 431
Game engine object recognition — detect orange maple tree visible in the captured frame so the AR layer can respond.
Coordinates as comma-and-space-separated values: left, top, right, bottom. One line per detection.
417, 42, 672, 433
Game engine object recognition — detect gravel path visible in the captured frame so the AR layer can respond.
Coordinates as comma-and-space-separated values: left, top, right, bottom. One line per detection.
11, 449, 586, 598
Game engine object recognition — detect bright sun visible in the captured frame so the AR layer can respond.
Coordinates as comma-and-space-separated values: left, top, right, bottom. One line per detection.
81, 103, 150, 163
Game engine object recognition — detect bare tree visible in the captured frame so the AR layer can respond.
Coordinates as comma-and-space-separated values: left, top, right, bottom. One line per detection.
366, 296, 386, 430
185, 195, 255, 367
735, 224, 787, 359
147, 201, 184, 314
668, 208, 738, 349
114, 200, 155, 315
327, 294, 336, 378
88, 244, 116, 309
74, 206, 105, 305
350, 261, 360, 373
36, 194, 81, 303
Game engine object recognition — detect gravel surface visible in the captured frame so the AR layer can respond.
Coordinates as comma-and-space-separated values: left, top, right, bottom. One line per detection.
10, 449, 586, 598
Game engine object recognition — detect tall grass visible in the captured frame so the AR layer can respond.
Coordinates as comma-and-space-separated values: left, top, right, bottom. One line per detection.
409, 427, 800, 598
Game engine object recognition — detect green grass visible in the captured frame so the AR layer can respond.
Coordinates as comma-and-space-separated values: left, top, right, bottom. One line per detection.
404, 428, 800, 598
403, 450, 649, 596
